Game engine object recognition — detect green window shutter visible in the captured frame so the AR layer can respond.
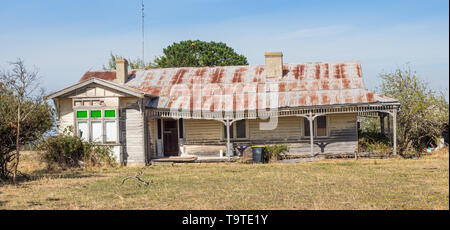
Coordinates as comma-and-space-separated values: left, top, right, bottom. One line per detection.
104, 110, 116, 117
91, 110, 101, 118
76, 111, 88, 118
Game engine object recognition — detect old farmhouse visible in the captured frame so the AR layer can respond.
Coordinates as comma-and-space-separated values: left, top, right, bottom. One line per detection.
46, 52, 400, 165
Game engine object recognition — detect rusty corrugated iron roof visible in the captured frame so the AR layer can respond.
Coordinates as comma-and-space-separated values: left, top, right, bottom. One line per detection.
80, 70, 117, 82
80, 61, 398, 111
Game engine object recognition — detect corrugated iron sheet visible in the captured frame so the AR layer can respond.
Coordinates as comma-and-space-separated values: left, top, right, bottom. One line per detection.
80, 70, 117, 82
80, 61, 397, 112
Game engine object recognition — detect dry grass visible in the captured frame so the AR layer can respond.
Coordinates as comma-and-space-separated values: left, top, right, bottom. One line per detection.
0, 148, 448, 210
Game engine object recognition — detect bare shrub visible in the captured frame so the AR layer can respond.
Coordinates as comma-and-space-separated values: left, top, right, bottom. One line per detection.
38, 127, 116, 170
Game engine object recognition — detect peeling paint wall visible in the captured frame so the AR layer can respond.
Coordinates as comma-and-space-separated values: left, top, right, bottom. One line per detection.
120, 97, 146, 165
183, 119, 225, 156
55, 83, 149, 165
147, 119, 157, 158
248, 117, 302, 141
57, 98, 74, 133
184, 119, 222, 142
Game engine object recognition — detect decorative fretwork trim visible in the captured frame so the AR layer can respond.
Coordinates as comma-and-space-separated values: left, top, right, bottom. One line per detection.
148, 104, 399, 121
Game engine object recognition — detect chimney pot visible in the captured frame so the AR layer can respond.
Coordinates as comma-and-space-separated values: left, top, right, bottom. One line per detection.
265, 52, 283, 81
116, 58, 129, 83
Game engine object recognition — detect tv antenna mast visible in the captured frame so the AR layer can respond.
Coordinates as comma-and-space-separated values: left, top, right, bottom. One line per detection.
141, 0, 145, 67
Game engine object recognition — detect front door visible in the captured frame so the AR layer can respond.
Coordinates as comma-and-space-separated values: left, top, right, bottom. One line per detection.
163, 120, 179, 156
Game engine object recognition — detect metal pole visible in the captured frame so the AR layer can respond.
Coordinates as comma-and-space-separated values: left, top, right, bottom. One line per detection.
393, 109, 397, 155
141, 0, 145, 66
226, 119, 231, 157
380, 113, 385, 135
309, 113, 314, 156
387, 115, 391, 140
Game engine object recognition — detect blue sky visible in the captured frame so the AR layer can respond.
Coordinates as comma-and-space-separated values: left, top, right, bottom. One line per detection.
0, 0, 448, 98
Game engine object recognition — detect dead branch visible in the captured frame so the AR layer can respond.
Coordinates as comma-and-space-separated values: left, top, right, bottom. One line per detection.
121, 164, 153, 186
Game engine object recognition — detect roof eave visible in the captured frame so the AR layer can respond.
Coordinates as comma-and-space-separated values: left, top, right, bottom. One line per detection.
45, 78, 151, 100
146, 101, 401, 112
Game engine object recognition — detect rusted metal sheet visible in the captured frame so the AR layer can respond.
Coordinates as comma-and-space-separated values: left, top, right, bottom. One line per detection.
80, 71, 117, 82
80, 61, 397, 112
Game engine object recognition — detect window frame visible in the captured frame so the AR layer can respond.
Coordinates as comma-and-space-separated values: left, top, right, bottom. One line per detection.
315, 116, 328, 137
235, 119, 247, 139
104, 120, 118, 143
90, 120, 103, 143
77, 120, 89, 141
302, 115, 329, 138
74, 108, 119, 144
157, 119, 162, 140
222, 119, 249, 140
90, 110, 102, 118
178, 118, 185, 139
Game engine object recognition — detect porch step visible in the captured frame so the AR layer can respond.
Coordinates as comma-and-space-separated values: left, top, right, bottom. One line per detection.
188, 152, 222, 158
195, 156, 239, 163
151, 157, 198, 164
150, 156, 239, 164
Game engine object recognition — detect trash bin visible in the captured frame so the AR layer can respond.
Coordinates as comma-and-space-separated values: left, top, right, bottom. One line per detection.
252, 145, 265, 163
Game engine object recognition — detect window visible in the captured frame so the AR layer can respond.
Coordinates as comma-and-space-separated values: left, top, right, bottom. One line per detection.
157, 119, 162, 139
91, 121, 102, 142
223, 124, 234, 139
91, 110, 101, 118
74, 101, 83, 107
236, 120, 246, 138
304, 116, 327, 137
75, 108, 118, 143
178, 119, 184, 139
77, 111, 88, 118
74, 99, 105, 107
105, 121, 117, 142
92, 100, 101, 106
316, 116, 327, 136
223, 120, 247, 139
304, 118, 313, 137
77, 121, 88, 141
104, 110, 115, 117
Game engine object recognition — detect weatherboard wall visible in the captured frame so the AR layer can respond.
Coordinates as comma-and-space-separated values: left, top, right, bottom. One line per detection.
159, 113, 358, 157
54, 84, 149, 165
120, 97, 147, 165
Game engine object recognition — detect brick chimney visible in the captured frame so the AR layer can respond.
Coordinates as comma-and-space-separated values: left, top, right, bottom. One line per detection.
116, 58, 129, 84
264, 52, 283, 81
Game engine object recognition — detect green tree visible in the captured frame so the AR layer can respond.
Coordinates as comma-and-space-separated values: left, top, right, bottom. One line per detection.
378, 66, 449, 156
155, 40, 248, 68
0, 59, 54, 183
102, 52, 156, 70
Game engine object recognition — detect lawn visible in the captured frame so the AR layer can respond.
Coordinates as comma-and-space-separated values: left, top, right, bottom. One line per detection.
0, 149, 448, 210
